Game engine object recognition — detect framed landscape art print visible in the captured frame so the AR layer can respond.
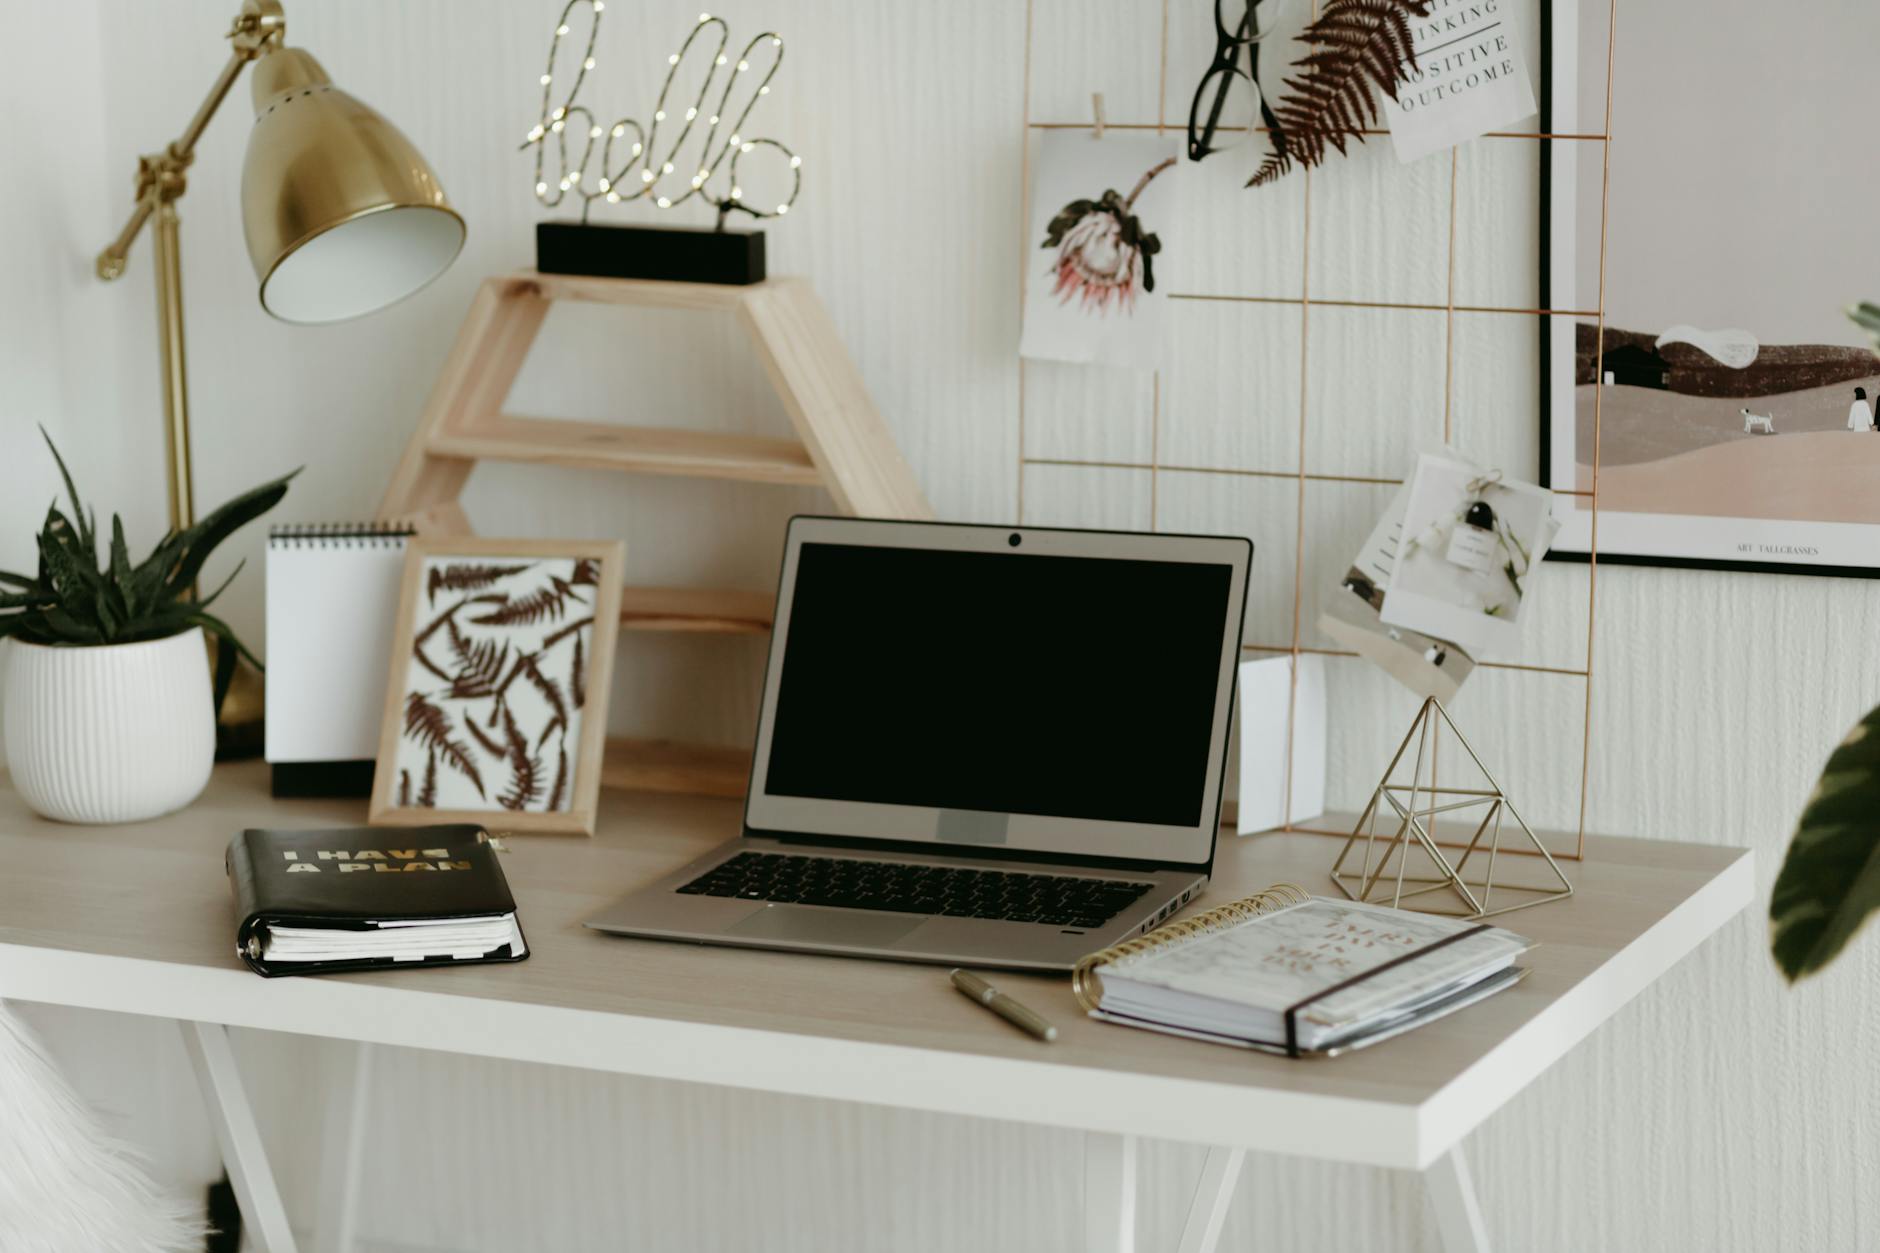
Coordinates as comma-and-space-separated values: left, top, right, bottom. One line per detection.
369, 537, 625, 836
1541, 0, 1880, 576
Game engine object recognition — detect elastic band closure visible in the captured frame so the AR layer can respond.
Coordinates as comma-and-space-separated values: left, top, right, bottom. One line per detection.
1282, 923, 1491, 1057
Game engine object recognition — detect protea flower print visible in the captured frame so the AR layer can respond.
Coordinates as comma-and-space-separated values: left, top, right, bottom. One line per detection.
1043, 156, 1176, 315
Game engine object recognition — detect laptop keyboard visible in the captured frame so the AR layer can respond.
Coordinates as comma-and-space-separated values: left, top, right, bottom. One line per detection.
677, 851, 1155, 930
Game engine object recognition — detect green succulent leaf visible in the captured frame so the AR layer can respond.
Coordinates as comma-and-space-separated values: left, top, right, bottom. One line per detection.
135, 531, 186, 606
1771, 704, 1880, 980
190, 559, 245, 613
159, 469, 299, 599
40, 606, 104, 643
38, 426, 95, 557
109, 516, 136, 617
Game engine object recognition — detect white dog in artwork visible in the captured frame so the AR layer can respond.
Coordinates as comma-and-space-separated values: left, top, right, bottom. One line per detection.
1740, 408, 1775, 435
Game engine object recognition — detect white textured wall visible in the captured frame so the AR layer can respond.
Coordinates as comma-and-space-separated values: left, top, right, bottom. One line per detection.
3, 1, 1878, 1249
0, 0, 228, 1203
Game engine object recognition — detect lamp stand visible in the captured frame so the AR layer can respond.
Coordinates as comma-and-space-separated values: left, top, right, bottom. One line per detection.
96, 2, 282, 757
152, 200, 194, 530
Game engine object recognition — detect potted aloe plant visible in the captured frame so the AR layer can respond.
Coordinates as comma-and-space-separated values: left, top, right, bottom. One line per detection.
0, 430, 293, 823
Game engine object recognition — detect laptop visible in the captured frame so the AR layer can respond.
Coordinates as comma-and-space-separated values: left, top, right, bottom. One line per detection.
586, 517, 1252, 972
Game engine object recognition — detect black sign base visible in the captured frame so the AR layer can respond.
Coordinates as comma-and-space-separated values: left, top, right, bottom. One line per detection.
535, 221, 766, 285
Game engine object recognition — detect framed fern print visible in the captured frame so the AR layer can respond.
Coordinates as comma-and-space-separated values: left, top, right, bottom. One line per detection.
369, 538, 625, 835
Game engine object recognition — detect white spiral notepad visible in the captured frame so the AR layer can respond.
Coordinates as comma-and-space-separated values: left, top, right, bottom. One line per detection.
264, 523, 413, 782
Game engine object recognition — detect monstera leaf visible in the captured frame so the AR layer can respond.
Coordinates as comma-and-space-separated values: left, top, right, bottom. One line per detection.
1851, 300, 1880, 348
1771, 704, 1880, 980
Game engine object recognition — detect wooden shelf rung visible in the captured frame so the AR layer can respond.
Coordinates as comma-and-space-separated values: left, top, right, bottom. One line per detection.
430, 416, 822, 486
516, 269, 761, 311
618, 586, 774, 634
602, 737, 751, 798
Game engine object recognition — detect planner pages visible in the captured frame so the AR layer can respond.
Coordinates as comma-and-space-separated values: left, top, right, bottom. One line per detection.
1093, 896, 1532, 1054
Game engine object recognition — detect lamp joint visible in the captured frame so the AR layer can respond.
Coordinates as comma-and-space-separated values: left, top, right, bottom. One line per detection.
135, 150, 191, 205
229, 0, 285, 57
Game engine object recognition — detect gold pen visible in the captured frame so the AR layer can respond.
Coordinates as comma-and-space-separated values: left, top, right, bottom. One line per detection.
950, 968, 1059, 1042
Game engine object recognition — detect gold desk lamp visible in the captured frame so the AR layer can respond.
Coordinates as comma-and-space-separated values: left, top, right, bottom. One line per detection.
96, 0, 464, 753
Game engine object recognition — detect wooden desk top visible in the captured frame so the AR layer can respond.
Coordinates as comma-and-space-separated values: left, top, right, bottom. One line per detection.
0, 764, 1751, 1169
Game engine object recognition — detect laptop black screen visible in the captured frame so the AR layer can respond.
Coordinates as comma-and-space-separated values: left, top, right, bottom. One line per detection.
764, 542, 1235, 828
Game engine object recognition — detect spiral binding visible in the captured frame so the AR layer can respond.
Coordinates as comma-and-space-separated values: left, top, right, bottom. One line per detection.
268, 522, 416, 549
1070, 882, 1312, 1013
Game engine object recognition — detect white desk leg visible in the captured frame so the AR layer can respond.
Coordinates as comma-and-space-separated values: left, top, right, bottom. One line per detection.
1083, 1132, 1138, 1253
1175, 1146, 1245, 1253
178, 1021, 299, 1253
312, 1041, 374, 1253
1425, 1145, 1491, 1253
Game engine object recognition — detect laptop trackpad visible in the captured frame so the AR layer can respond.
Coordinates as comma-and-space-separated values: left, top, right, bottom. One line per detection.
727, 904, 924, 948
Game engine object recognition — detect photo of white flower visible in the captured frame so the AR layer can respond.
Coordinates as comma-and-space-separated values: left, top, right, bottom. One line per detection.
1019, 132, 1179, 370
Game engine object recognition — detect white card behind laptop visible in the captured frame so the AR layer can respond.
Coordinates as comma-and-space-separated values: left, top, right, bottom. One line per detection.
1236, 654, 1326, 834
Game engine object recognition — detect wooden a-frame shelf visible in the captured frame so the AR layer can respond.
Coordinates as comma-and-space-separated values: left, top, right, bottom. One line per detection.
379, 270, 929, 796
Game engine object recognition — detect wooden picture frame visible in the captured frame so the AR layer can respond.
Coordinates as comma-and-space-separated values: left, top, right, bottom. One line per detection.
368, 537, 625, 836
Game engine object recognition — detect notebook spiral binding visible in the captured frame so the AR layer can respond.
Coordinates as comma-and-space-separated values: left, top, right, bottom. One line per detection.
269, 522, 416, 549
1070, 882, 1310, 1013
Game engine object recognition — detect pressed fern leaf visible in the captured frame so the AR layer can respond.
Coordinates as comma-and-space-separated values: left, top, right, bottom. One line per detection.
427, 562, 533, 605
547, 743, 570, 812
518, 652, 569, 728
1248, 0, 1430, 188
571, 636, 587, 710
497, 704, 543, 811
447, 618, 510, 700
542, 615, 596, 652
471, 576, 582, 628
418, 750, 439, 808
404, 692, 486, 799
466, 713, 506, 759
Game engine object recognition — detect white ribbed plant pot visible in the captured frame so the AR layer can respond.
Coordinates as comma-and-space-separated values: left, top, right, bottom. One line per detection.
3, 628, 215, 824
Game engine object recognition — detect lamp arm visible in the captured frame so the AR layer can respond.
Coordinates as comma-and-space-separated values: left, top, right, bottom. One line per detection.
95, 0, 285, 280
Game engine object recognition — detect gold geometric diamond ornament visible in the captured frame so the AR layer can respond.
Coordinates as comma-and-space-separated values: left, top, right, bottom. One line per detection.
1330, 697, 1573, 920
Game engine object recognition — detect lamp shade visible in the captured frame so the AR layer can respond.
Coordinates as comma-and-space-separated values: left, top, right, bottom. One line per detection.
242, 47, 464, 324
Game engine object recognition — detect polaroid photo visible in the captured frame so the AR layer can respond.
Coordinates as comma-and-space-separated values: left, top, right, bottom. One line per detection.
1318, 477, 1477, 704
1379, 453, 1560, 660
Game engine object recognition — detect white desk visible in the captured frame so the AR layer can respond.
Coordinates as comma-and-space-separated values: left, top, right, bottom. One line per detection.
0, 765, 1752, 1253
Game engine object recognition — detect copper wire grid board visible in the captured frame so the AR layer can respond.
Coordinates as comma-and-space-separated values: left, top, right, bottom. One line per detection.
1015, 0, 1616, 859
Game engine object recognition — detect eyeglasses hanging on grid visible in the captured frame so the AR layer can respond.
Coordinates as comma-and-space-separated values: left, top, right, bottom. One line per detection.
1187, 0, 1290, 165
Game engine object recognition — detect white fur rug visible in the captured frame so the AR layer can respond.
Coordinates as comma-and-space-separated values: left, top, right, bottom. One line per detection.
0, 1000, 204, 1252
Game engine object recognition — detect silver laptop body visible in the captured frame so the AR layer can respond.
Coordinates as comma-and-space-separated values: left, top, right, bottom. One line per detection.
586, 517, 1252, 972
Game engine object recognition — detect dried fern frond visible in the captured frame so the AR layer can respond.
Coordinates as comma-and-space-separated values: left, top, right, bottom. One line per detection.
403, 692, 486, 799
465, 714, 506, 759
518, 652, 569, 728
547, 743, 570, 812
427, 562, 533, 605
446, 618, 510, 700
470, 576, 581, 628
1248, 0, 1430, 188
417, 750, 439, 807
497, 704, 543, 811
